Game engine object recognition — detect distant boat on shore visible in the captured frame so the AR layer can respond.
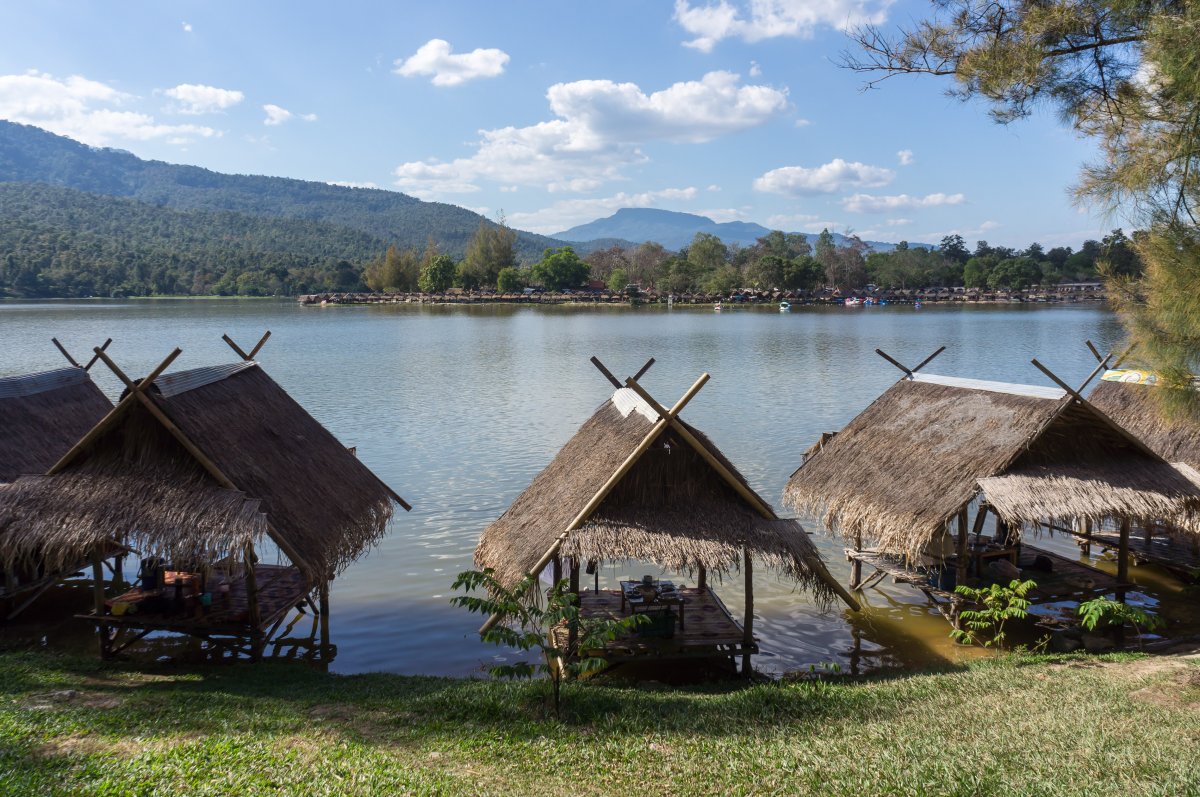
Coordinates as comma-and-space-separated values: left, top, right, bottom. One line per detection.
779, 301, 791, 312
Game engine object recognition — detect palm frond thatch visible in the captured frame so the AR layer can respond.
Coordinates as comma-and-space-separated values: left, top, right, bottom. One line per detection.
1088, 380, 1200, 467
0, 367, 112, 483
475, 388, 835, 603
784, 373, 1200, 558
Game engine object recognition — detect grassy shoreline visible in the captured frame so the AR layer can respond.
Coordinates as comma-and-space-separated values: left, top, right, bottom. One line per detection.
1, 648, 1197, 796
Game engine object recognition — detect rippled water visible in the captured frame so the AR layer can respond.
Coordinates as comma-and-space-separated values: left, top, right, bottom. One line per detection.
2, 299, 1149, 676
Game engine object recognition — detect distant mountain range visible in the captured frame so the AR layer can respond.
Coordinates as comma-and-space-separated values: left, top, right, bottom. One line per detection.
555, 208, 919, 252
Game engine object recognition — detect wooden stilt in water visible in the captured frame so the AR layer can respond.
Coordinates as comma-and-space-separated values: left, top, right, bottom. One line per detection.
850, 532, 863, 590
567, 559, 580, 660
953, 509, 969, 630
697, 565, 707, 592
90, 546, 109, 659
318, 580, 331, 653
551, 555, 562, 587
1117, 518, 1131, 604
742, 546, 754, 677
244, 544, 263, 661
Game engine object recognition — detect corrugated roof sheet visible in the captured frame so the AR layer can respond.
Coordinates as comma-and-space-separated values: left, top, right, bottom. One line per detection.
912, 372, 1066, 400
0, 367, 92, 400
153, 360, 258, 398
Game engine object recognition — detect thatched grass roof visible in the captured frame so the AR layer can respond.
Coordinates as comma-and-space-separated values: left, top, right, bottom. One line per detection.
1088, 379, 1200, 467
0, 367, 112, 483
783, 372, 1200, 558
475, 387, 836, 603
0, 361, 401, 579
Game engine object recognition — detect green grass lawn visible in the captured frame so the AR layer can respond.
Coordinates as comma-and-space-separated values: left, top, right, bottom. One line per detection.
1, 649, 1197, 796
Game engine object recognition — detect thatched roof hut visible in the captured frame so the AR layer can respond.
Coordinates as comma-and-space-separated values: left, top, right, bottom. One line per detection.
783, 372, 1200, 558
475, 385, 852, 608
0, 359, 404, 581
0, 366, 113, 484
1088, 375, 1200, 467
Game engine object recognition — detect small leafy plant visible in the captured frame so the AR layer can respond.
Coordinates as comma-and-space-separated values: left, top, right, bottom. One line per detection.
1078, 596, 1165, 643
452, 568, 646, 719
949, 579, 1037, 648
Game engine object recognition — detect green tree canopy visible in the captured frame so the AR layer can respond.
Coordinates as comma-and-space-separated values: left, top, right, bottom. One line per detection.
418, 253, 456, 293
531, 246, 589, 291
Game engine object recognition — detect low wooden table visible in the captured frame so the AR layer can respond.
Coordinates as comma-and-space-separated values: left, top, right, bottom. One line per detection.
619, 580, 685, 630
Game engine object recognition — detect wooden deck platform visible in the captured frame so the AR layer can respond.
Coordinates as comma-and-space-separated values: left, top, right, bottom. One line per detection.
78, 564, 317, 659
554, 587, 752, 663
846, 543, 1130, 626
1075, 526, 1200, 583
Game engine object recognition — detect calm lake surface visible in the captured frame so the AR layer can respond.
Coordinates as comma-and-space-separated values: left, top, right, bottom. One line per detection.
3, 299, 1162, 676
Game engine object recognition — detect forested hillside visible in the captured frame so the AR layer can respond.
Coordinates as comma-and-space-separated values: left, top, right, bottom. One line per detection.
0, 183, 388, 296
0, 121, 563, 263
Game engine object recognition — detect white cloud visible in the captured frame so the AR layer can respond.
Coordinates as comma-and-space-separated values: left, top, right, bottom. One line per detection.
794, 118, 811, 128
327, 180, 379, 189
262, 104, 317, 125
700, 207, 751, 222
674, 0, 894, 52
182, 21, 193, 33
754, 158, 893, 195
164, 83, 244, 115
897, 148, 913, 166
766, 212, 819, 227
394, 39, 509, 87
707, 184, 721, 192
885, 218, 913, 226
749, 60, 762, 77
919, 220, 1001, 240
394, 71, 787, 197
841, 192, 966, 213
505, 187, 700, 234
0, 70, 218, 145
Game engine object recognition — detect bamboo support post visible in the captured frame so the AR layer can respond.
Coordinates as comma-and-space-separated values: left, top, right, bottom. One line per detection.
697, 565, 707, 591
552, 555, 562, 587
567, 560, 580, 660
953, 509, 969, 629
742, 546, 754, 677
90, 546, 108, 659
850, 532, 863, 590
318, 581, 331, 652
1117, 519, 1131, 602
244, 545, 263, 660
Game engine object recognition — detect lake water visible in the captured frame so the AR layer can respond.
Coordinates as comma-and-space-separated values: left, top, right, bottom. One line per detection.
3, 298, 1171, 676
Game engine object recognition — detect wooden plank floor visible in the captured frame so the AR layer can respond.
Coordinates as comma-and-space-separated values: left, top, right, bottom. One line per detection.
555, 587, 750, 662
1076, 527, 1200, 582
88, 564, 310, 635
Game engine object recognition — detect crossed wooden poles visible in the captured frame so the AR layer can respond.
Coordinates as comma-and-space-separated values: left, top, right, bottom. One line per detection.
479, 356, 860, 636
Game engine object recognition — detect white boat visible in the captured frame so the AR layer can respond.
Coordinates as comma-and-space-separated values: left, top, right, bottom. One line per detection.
779, 301, 791, 312
844, 297, 862, 307
713, 300, 723, 311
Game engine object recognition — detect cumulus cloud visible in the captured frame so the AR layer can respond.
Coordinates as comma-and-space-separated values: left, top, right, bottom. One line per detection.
394, 71, 787, 197
753, 158, 893, 195
327, 180, 379, 189
920, 220, 1000, 240
885, 218, 913, 226
674, 0, 894, 52
164, 83, 244, 114
505, 187, 700, 234
394, 39, 509, 87
897, 148, 913, 166
841, 192, 966, 213
700, 207, 751, 222
182, 21, 193, 33
262, 104, 317, 125
0, 70, 218, 145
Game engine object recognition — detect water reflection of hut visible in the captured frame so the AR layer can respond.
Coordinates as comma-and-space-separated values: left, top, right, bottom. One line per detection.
0, 341, 118, 618
783, 351, 1200, 629
1084, 362, 1200, 580
474, 359, 858, 675
0, 349, 408, 660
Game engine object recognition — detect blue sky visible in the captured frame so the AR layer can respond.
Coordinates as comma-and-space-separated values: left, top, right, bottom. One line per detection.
0, 1, 1115, 248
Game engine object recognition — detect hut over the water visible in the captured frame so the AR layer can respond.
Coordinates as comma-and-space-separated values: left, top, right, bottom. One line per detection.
0, 355, 116, 617
1084, 366, 1200, 578
783, 361, 1200, 625
0, 353, 408, 659
475, 362, 858, 674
